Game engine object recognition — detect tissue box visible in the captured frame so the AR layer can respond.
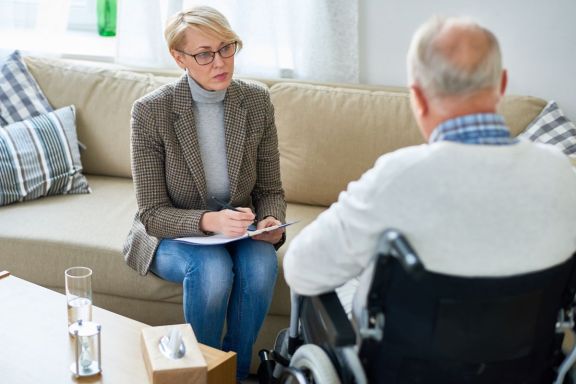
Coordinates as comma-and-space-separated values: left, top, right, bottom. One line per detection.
141, 324, 208, 384
198, 343, 237, 384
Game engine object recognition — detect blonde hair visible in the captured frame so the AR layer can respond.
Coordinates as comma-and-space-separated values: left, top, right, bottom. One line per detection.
407, 16, 502, 98
164, 6, 243, 52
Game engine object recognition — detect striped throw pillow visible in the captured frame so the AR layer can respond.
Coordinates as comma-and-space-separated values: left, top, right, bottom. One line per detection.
0, 105, 90, 206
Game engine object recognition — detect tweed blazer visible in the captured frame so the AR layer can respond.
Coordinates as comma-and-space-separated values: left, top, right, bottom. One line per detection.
123, 75, 286, 275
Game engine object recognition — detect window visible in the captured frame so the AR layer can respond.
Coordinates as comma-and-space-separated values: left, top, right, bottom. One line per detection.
68, 0, 98, 33
1, 0, 359, 82
0, 0, 115, 60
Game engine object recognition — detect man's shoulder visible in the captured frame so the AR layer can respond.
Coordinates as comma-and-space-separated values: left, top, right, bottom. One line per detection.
373, 144, 434, 171
518, 139, 576, 177
352, 144, 437, 190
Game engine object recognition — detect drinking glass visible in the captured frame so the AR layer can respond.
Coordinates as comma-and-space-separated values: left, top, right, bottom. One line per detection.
65, 267, 93, 328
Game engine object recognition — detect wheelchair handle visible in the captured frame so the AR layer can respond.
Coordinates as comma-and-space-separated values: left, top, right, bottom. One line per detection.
380, 229, 424, 275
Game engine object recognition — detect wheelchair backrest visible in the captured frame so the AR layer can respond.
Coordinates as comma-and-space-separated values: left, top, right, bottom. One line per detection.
360, 234, 576, 384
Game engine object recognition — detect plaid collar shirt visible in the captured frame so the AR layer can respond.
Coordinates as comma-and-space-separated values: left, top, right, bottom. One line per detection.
429, 113, 517, 145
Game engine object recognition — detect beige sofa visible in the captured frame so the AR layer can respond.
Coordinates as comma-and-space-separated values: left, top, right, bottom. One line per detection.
0, 55, 548, 371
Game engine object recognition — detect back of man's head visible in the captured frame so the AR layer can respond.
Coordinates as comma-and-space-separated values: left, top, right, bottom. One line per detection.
407, 16, 502, 100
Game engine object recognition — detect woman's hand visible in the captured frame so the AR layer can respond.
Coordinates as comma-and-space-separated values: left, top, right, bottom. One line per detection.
251, 216, 284, 244
200, 208, 255, 237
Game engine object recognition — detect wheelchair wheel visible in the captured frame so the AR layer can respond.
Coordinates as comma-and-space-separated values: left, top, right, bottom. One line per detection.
286, 344, 341, 384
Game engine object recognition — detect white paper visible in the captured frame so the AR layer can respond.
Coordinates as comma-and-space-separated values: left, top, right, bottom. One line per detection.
175, 221, 298, 246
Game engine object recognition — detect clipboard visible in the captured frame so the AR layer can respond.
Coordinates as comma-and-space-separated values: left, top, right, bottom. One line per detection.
175, 221, 297, 246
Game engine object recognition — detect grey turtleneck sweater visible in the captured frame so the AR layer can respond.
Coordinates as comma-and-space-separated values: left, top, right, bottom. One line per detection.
187, 74, 230, 210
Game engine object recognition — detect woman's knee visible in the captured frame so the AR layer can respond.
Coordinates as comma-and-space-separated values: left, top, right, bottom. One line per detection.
151, 239, 192, 282
184, 246, 234, 288
180, 247, 234, 324
234, 240, 278, 290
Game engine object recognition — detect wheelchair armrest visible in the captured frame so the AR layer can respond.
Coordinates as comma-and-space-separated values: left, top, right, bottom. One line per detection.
300, 291, 357, 348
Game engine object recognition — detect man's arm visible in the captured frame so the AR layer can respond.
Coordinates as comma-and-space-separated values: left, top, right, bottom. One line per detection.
283, 157, 394, 295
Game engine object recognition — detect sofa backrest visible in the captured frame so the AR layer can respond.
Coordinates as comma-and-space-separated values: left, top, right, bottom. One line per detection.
271, 83, 547, 206
24, 56, 547, 207
24, 56, 175, 178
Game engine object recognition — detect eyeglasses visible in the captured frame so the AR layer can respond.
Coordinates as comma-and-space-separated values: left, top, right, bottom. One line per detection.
176, 41, 238, 66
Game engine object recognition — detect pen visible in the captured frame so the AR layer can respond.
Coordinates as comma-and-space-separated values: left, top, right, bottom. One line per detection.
211, 196, 240, 212
212, 196, 257, 226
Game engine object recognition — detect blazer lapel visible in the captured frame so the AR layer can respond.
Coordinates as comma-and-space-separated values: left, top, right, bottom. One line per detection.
224, 81, 247, 200
172, 75, 209, 203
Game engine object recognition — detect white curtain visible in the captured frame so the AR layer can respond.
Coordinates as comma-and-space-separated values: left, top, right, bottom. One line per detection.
116, 0, 359, 83
0, 0, 70, 32
0, 0, 72, 59
116, 0, 180, 69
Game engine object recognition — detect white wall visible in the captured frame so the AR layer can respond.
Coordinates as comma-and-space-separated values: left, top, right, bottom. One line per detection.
359, 0, 576, 122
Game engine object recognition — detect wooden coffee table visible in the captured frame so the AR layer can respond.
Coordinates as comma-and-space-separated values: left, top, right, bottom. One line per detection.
0, 273, 235, 383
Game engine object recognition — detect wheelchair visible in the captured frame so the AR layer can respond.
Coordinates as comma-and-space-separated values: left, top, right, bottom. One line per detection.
258, 229, 576, 384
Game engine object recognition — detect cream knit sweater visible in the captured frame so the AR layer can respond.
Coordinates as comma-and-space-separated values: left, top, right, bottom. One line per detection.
284, 140, 576, 298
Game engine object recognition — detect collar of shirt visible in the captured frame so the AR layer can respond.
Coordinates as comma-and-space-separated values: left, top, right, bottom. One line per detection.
429, 113, 518, 145
186, 70, 226, 104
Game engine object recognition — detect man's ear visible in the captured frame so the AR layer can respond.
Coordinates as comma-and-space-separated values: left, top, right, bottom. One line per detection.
500, 69, 508, 96
410, 85, 428, 117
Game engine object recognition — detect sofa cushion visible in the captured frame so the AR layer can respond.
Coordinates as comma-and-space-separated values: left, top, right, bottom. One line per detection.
0, 51, 53, 125
271, 82, 548, 207
0, 106, 90, 206
271, 83, 422, 207
0, 175, 182, 310
498, 95, 548, 136
519, 101, 576, 159
0, 174, 306, 318
23, 56, 175, 178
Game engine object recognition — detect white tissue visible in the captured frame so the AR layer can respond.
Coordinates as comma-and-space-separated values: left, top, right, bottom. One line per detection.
159, 326, 186, 359
168, 328, 182, 355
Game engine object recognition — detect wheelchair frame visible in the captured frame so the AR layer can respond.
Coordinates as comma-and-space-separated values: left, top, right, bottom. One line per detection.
258, 229, 576, 384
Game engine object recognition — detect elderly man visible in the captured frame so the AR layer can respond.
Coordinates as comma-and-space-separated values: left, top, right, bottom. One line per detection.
283, 16, 576, 315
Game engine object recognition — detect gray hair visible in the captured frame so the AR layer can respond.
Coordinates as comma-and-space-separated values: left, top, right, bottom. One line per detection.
407, 16, 502, 98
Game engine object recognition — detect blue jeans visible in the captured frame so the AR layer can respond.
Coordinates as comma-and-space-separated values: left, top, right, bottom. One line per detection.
150, 238, 278, 379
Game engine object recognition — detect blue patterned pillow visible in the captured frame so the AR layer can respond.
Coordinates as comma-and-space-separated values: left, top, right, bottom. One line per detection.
0, 50, 53, 126
0, 106, 90, 206
520, 101, 576, 159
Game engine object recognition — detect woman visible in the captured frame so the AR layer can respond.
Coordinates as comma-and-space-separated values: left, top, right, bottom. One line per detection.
123, 6, 286, 379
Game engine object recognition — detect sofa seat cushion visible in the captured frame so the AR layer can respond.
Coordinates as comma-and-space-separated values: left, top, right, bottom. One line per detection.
0, 175, 320, 318
0, 175, 183, 308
